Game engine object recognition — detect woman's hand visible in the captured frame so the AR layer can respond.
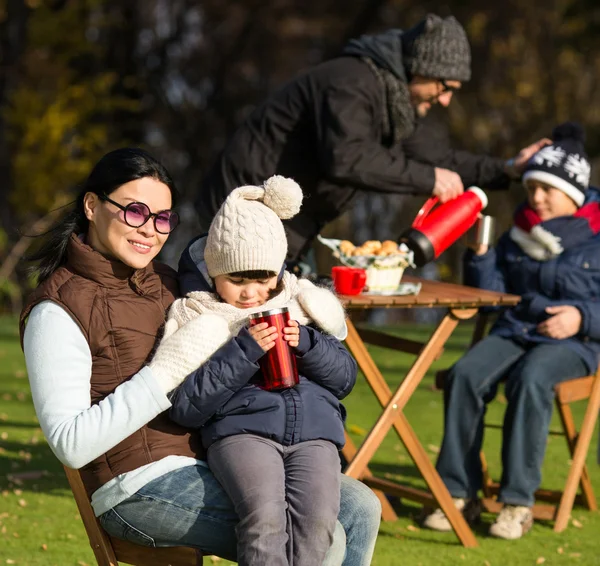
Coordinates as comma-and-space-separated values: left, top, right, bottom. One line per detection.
248, 322, 278, 352
150, 314, 230, 393
537, 305, 582, 340
283, 319, 300, 348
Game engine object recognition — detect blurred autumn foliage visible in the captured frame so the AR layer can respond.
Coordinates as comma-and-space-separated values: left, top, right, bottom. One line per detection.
1, 0, 600, 309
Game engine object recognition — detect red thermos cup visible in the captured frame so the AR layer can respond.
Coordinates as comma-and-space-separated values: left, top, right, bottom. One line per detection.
399, 187, 488, 266
248, 307, 299, 391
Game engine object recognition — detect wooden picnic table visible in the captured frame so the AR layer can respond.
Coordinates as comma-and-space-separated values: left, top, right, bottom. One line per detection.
339, 275, 521, 548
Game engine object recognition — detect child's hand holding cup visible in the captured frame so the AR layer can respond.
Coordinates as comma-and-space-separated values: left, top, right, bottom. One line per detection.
466, 214, 496, 256
248, 307, 299, 391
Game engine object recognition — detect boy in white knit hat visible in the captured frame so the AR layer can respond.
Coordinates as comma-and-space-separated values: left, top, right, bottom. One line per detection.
160, 175, 357, 565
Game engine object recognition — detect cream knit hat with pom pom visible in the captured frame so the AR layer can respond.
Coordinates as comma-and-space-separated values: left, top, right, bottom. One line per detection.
204, 175, 303, 277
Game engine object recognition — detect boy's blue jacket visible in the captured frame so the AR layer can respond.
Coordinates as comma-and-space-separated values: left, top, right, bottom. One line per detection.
168, 236, 357, 449
464, 189, 600, 372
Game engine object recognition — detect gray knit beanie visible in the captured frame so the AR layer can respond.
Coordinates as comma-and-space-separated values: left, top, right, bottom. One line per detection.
402, 14, 471, 82
204, 176, 303, 278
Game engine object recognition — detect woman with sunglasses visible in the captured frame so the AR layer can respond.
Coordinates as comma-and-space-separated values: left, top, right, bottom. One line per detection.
19, 148, 381, 564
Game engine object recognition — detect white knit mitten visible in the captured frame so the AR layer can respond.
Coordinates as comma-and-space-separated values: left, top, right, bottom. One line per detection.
297, 280, 348, 340
149, 313, 231, 393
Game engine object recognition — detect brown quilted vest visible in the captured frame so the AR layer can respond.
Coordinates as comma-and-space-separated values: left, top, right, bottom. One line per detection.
20, 234, 204, 497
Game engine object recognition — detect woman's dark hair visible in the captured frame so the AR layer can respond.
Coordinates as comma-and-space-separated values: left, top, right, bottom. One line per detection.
27, 148, 178, 283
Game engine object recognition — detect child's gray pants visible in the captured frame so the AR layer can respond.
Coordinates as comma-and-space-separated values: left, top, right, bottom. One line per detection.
207, 433, 341, 566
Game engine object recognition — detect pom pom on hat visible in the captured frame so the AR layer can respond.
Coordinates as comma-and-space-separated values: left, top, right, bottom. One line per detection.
204, 175, 304, 277
552, 122, 585, 144
263, 175, 303, 219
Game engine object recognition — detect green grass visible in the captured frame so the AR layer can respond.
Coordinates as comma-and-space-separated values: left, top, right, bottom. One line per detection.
1, 315, 599, 565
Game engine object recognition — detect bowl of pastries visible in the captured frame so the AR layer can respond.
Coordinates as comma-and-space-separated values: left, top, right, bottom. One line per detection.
317, 236, 414, 293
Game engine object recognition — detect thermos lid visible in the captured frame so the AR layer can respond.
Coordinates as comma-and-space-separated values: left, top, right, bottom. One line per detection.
467, 186, 488, 209
248, 307, 289, 319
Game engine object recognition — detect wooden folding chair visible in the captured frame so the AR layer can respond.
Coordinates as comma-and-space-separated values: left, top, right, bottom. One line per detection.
435, 313, 600, 532
63, 466, 204, 566
480, 369, 600, 531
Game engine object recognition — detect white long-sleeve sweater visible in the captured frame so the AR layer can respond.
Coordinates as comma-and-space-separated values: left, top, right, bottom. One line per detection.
23, 300, 203, 516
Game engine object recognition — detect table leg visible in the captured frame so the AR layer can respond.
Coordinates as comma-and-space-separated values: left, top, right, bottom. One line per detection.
343, 313, 479, 547
344, 314, 458, 477
342, 431, 398, 521
343, 318, 397, 405
394, 411, 478, 547
554, 371, 600, 532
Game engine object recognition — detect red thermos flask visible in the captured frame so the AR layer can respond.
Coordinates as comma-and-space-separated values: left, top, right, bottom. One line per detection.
399, 187, 488, 267
248, 307, 299, 391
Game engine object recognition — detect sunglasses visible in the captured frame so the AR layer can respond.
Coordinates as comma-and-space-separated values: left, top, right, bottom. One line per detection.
100, 194, 180, 234
439, 79, 459, 94
422, 79, 460, 104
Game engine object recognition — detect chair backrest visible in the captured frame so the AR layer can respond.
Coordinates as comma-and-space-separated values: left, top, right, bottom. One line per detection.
63, 466, 202, 566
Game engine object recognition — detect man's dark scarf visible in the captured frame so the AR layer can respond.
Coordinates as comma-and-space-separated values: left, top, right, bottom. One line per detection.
343, 29, 416, 144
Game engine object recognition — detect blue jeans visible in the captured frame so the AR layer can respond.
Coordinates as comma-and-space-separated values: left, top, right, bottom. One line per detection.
436, 336, 587, 507
99, 464, 380, 566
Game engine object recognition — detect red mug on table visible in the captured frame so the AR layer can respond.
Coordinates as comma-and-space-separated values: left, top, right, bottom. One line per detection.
331, 266, 367, 295
248, 307, 299, 391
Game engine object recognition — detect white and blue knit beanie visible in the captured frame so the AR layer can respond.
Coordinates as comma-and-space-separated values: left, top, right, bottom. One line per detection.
204, 176, 303, 277
522, 122, 591, 207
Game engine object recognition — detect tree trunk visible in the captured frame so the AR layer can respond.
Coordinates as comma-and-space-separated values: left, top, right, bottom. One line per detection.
0, 0, 29, 239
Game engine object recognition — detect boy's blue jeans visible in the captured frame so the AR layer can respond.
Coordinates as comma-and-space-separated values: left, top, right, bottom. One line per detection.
436, 335, 587, 507
99, 461, 380, 566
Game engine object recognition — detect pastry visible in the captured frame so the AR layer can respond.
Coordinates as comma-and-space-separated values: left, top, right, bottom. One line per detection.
339, 240, 355, 256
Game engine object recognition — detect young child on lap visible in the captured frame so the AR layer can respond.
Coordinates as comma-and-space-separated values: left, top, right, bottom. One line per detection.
159, 176, 357, 565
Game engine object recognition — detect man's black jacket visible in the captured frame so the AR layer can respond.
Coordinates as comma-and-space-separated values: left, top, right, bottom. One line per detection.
199, 56, 509, 261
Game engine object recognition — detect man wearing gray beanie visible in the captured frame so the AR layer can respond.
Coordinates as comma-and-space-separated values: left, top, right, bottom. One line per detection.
197, 14, 549, 267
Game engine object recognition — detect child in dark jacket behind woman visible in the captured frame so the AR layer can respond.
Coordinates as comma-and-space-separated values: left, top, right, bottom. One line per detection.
422, 122, 600, 540
160, 176, 358, 566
